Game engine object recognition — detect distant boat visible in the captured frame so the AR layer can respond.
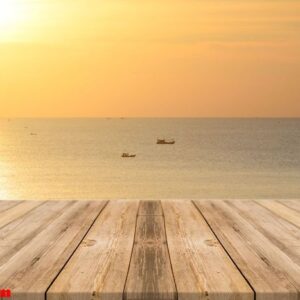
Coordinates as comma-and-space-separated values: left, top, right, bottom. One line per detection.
30, 133, 37, 136
121, 152, 136, 158
156, 138, 175, 145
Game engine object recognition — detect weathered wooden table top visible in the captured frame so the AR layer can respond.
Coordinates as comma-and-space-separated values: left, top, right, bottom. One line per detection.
0, 199, 299, 300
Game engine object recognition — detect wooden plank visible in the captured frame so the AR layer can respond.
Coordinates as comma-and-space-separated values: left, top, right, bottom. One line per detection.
138, 200, 163, 216
0, 201, 43, 229
278, 200, 300, 213
228, 200, 300, 265
134, 216, 166, 244
163, 200, 253, 300
0, 201, 22, 213
0, 200, 107, 300
125, 201, 176, 300
258, 200, 300, 228
0, 201, 73, 262
125, 244, 176, 300
194, 200, 300, 300
48, 200, 139, 300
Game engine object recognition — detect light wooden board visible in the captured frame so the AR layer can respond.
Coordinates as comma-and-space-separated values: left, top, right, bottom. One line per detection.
0, 201, 72, 263
257, 200, 300, 228
163, 200, 253, 300
0, 201, 21, 213
48, 200, 139, 300
229, 200, 300, 265
0, 200, 107, 300
278, 200, 300, 213
0, 201, 43, 229
125, 201, 177, 300
0, 199, 299, 300
194, 200, 300, 300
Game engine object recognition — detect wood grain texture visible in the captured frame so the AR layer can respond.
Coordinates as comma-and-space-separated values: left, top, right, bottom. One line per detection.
134, 216, 166, 244
278, 200, 300, 213
48, 200, 139, 300
257, 200, 300, 228
0, 201, 43, 229
138, 200, 163, 216
0, 199, 299, 300
228, 200, 300, 265
0, 201, 72, 263
0, 201, 21, 213
124, 201, 177, 300
0, 200, 107, 300
194, 200, 300, 300
163, 200, 253, 300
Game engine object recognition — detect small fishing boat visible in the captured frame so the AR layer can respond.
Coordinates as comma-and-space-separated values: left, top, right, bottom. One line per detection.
156, 138, 175, 145
121, 152, 136, 158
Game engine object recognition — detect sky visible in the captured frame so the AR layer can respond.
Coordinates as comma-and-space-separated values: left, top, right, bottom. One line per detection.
0, 0, 299, 117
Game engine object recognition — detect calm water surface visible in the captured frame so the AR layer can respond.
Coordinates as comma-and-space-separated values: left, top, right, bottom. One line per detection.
0, 118, 299, 200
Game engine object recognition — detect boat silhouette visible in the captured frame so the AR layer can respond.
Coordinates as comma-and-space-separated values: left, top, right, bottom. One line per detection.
121, 152, 136, 158
156, 138, 175, 145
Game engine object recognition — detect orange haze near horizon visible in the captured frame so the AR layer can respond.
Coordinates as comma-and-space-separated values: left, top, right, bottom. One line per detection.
0, 0, 300, 118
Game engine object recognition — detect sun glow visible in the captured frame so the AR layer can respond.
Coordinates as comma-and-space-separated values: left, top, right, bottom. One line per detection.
0, 0, 33, 41
0, 0, 300, 117
0, 0, 20, 26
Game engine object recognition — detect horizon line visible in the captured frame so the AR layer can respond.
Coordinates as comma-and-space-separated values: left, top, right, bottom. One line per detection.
1, 116, 300, 119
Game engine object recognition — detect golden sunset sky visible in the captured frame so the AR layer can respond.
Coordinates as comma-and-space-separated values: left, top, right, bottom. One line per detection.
0, 0, 299, 117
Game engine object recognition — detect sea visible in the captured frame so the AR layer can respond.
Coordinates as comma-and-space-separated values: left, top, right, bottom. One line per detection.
0, 118, 299, 200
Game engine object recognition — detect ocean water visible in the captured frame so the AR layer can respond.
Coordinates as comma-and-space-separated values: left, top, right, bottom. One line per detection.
0, 118, 299, 200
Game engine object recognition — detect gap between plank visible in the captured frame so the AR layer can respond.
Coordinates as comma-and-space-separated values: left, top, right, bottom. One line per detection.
192, 200, 257, 300
44, 200, 109, 300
